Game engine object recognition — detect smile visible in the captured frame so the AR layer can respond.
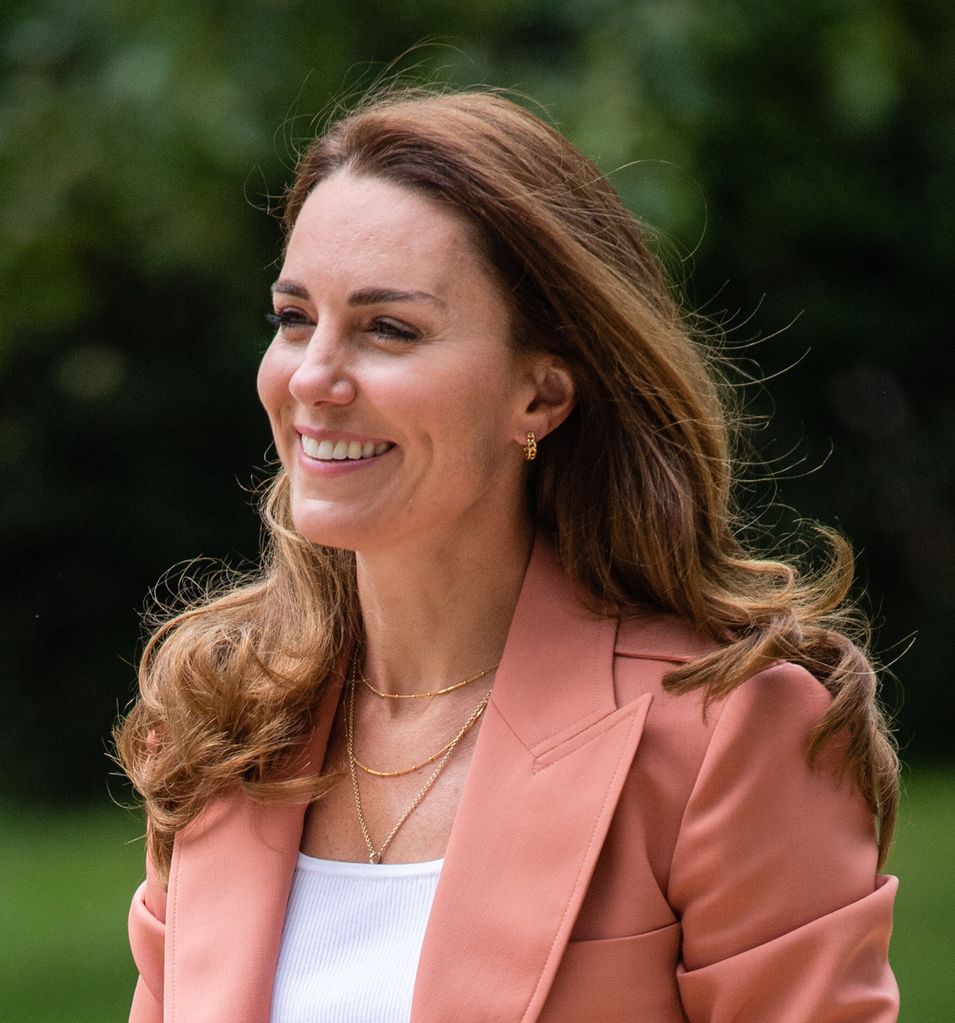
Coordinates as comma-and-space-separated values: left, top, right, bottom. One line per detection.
300, 436, 393, 461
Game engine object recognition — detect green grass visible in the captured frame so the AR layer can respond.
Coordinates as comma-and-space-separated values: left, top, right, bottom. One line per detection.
1, 769, 952, 1022
0, 803, 145, 1022
886, 767, 955, 1022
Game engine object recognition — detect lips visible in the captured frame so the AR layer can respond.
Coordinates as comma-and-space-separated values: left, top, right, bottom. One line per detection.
300, 436, 393, 461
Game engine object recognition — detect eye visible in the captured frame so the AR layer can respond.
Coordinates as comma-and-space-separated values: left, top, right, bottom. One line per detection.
370, 317, 419, 343
266, 308, 313, 340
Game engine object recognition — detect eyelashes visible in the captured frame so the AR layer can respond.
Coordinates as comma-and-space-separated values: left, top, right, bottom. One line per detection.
266, 310, 420, 343
265, 310, 310, 331
370, 318, 419, 342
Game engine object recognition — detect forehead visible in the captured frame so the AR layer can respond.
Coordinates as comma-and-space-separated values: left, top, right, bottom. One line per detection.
282, 172, 489, 291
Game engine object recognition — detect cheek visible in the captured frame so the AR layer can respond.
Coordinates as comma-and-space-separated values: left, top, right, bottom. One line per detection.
423, 377, 518, 471
256, 344, 290, 419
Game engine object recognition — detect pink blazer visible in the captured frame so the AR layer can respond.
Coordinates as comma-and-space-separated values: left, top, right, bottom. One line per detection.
127, 539, 899, 1022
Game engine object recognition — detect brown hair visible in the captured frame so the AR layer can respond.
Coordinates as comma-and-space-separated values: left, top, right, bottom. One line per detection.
116, 88, 898, 881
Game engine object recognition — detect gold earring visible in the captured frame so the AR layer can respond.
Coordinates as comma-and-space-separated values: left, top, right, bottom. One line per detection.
522, 431, 537, 462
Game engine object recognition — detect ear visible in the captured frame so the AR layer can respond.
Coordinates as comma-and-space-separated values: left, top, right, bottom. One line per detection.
514, 355, 576, 446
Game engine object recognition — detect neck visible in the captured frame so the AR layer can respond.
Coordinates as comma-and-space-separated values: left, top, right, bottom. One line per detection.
354, 516, 534, 697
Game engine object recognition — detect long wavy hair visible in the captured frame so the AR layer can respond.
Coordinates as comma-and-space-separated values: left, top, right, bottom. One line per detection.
116, 88, 898, 882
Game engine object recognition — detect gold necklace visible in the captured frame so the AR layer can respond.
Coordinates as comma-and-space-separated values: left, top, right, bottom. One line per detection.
359, 661, 499, 700
353, 717, 482, 778
345, 658, 492, 864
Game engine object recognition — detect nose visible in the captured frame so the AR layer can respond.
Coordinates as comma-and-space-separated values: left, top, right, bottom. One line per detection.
287, 327, 357, 407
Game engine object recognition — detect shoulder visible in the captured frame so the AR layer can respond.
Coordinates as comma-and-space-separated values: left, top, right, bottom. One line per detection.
613, 608, 832, 736
609, 608, 849, 871
615, 608, 839, 790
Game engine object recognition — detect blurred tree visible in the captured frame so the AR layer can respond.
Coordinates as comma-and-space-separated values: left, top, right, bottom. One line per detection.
1, 0, 951, 801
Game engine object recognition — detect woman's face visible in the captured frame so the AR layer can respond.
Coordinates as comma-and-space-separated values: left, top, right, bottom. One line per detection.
257, 171, 544, 555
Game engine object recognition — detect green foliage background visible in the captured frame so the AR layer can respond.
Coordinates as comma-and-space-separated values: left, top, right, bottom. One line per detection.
1, 2, 953, 1018
2, 1, 952, 799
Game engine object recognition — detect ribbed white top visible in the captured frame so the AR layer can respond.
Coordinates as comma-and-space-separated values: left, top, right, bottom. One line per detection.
269, 853, 443, 1023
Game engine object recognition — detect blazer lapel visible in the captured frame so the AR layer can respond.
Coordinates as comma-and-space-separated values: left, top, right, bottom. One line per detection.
164, 677, 342, 1023
162, 540, 653, 1023
411, 540, 653, 1023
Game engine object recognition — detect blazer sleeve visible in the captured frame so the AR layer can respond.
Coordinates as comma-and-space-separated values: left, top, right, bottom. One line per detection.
668, 661, 899, 1022
128, 848, 168, 1023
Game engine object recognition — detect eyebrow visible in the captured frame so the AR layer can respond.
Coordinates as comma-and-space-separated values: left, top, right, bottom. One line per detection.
271, 279, 310, 299
270, 280, 446, 309
350, 287, 446, 309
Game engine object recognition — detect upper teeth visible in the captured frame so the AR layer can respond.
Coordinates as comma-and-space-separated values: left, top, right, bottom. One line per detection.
301, 437, 391, 461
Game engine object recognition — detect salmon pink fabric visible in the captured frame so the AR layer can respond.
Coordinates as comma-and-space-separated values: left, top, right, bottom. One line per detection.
128, 538, 898, 1021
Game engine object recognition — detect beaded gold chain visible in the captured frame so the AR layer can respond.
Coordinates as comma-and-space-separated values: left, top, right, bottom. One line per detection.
359, 661, 499, 700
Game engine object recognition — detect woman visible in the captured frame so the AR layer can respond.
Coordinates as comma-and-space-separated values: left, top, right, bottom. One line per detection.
117, 89, 899, 1022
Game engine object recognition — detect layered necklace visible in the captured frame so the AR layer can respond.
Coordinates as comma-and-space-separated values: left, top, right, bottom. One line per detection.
345, 653, 498, 865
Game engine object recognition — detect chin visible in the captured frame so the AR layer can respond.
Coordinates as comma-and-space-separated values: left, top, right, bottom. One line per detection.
290, 510, 361, 551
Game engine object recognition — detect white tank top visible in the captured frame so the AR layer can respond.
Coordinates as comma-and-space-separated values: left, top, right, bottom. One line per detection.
269, 853, 443, 1023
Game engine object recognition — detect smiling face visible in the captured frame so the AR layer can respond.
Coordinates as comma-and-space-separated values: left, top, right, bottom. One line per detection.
257, 171, 553, 557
